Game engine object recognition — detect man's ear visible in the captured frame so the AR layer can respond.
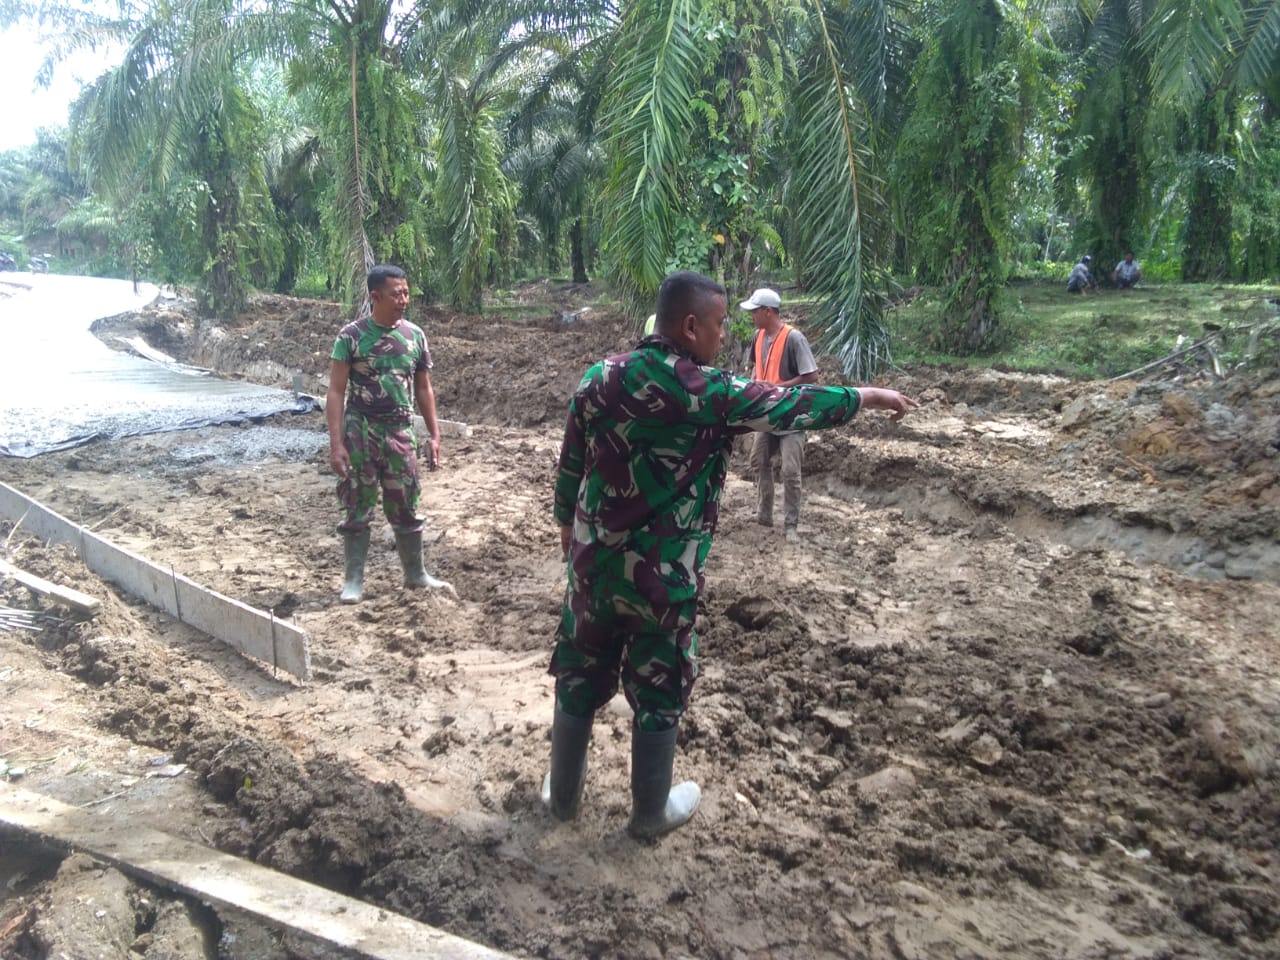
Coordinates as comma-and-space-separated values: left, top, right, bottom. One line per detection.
678, 312, 698, 342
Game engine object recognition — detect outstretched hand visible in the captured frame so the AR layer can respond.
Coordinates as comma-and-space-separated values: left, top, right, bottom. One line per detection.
858, 387, 921, 421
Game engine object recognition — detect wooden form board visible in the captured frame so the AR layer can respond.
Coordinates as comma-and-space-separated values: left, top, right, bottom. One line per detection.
0, 558, 101, 616
0, 482, 309, 681
0, 785, 514, 960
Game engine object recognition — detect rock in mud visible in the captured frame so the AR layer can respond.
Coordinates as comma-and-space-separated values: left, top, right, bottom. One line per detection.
968, 733, 1005, 768
854, 765, 918, 800
1185, 716, 1255, 795
1059, 394, 1111, 428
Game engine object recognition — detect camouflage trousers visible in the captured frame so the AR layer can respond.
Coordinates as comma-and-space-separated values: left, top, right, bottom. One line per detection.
549, 586, 699, 732
336, 413, 423, 534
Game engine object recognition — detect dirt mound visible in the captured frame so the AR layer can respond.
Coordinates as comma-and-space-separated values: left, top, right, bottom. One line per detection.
3, 288, 1278, 959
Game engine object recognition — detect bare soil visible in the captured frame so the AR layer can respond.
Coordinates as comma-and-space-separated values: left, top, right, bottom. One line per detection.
1, 283, 1278, 959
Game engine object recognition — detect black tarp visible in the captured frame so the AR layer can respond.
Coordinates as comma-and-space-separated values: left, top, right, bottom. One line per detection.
0, 276, 319, 458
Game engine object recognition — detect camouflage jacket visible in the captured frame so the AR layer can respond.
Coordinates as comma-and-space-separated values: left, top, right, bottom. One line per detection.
331, 317, 431, 424
554, 335, 863, 610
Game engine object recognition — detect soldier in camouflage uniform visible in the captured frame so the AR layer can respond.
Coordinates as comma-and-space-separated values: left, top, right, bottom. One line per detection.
543, 270, 918, 838
326, 264, 450, 603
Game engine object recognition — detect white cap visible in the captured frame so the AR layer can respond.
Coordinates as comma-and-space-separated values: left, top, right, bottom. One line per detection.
739, 288, 781, 310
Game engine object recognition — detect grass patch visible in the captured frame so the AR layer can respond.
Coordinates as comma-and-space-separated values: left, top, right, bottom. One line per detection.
886, 281, 1280, 379
479, 301, 564, 318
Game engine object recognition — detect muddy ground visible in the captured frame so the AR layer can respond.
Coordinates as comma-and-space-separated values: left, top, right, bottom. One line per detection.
1, 282, 1278, 959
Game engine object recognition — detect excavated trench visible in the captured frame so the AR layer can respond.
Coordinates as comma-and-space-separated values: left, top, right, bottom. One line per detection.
815, 474, 1280, 583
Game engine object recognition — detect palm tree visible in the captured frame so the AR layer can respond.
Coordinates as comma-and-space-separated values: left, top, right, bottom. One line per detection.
506, 90, 602, 283
597, 0, 896, 378
16, 126, 87, 252
413, 6, 530, 312
274, 0, 432, 307
255, 0, 550, 310
1143, 0, 1280, 280
1056, 1, 1159, 265
506, 24, 613, 284
32, 0, 281, 316
892, 0, 1058, 353
18, 0, 530, 311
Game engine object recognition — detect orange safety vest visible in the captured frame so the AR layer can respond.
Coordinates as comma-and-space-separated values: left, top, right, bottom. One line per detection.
753, 324, 793, 383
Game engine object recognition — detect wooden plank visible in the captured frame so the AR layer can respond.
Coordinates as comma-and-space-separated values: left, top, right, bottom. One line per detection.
79, 531, 309, 681
414, 414, 472, 439
0, 558, 101, 616
0, 785, 514, 960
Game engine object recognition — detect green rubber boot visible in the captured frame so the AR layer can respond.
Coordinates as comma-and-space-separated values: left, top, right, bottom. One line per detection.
395, 529, 458, 596
340, 529, 370, 604
395, 528, 429, 587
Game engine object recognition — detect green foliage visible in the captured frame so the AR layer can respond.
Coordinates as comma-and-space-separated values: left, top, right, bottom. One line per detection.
782, 3, 891, 381
50, 0, 298, 316
1141, 256, 1182, 283
1057, 0, 1158, 265
597, 0, 893, 377
1007, 259, 1072, 283
887, 281, 1276, 378
599, 0, 712, 309
892, 0, 1057, 355
433, 65, 516, 312
1145, 0, 1280, 114
1233, 112, 1280, 281
505, 52, 607, 283
5, 0, 1280, 356
1180, 91, 1239, 281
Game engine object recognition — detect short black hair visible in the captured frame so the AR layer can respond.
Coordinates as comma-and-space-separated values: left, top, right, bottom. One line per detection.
655, 271, 727, 331
367, 264, 407, 292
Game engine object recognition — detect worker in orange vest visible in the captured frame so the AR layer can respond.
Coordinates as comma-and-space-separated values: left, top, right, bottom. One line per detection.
741, 288, 818, 543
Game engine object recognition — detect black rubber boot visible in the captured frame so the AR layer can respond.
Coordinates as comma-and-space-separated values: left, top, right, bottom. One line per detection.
627, 723, 701, 839
540, 707, 593, 821
340, 529, 370, 604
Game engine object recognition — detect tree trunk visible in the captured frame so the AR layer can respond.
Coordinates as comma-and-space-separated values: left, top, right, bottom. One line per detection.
194, 126, 248, 319
941, 156, 1003, 354
1181, 93, 1235, 282
570, 219, 588, 283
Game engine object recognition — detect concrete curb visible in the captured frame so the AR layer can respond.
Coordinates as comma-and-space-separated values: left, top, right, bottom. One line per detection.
0, 785, 515, 960
0, 482, 309, 681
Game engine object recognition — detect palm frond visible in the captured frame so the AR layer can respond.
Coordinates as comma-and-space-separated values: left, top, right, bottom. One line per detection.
785, 2, 890, 381
841, 0, 916, 132
1144, 0, 1239, 111
1231, 1, 1280, 94
600, 0, 707, 308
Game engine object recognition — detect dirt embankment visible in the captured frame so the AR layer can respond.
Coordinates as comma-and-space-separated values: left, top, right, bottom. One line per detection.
2, 283, 1278, 959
